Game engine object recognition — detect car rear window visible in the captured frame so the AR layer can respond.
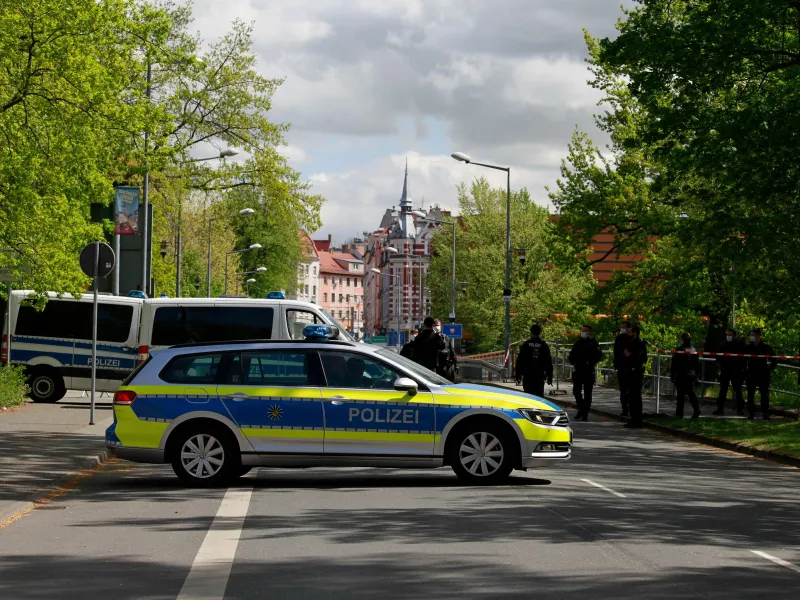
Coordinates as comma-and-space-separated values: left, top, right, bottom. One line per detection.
160, 353, 226, 384
151, 306, 274, 346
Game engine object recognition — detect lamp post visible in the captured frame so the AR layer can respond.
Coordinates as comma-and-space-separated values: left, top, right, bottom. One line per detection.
225, 243, 262, 295
234, 266, 267, 296
207, 206, 255, 296
414, 212, 456, 324
245, 278, 256, 295
451, 151, 512, 369
371, 267, 403, 346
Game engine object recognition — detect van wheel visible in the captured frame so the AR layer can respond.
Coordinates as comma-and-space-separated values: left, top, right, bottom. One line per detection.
28, 369, 67, 403
448, 421, 516, 485
170, 424, 240, 487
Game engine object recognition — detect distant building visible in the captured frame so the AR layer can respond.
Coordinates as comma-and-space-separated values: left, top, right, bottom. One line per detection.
291, 230, 320, 303
315, 236, 365, 335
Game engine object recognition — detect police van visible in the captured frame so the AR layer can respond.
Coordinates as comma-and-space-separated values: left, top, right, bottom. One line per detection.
2, 291, 352, 402
2, 291, 142, 402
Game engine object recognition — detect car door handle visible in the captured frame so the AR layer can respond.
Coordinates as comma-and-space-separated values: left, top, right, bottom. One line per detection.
326, 396, 347, 405
223, 392, 249, 402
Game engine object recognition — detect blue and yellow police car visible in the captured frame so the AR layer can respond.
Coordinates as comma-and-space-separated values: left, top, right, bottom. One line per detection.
107, 325, 572, 486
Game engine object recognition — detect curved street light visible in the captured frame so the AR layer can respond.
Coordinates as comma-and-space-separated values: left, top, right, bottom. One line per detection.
225, 243, 262, 294
207, 207, 256, 296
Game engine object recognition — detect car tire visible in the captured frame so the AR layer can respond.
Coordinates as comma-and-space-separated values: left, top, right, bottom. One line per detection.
238, 466, 253, 477
448, 420, 516, 485
170, 424, 240, 488
28, 368, 67, 403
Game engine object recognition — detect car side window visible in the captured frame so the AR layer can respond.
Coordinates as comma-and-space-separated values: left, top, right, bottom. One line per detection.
240, 350, 316, 387
160, 353, 225, 384
286, 310, 322, 340
319, 351, 403, 390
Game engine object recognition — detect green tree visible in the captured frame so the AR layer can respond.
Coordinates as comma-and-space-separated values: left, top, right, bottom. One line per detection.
428, 178, 594, 353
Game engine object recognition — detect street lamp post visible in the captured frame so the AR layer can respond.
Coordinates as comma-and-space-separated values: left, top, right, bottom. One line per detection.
234, 266, 267, 296
207, 207, 255, 296
225, 243, 262, 295
451, 151, 512, 370
245, 278, 256, 295
415, 212, 456, 324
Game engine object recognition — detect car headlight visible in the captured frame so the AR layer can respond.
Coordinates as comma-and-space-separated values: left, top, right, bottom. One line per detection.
517, 408, 569, 427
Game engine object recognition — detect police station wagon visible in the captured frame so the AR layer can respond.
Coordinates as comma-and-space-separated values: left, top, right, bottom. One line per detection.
107, 325, 572, 486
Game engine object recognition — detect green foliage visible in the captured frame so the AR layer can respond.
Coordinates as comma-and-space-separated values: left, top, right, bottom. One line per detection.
0, 365, 29, 409
428, 178, 594, 353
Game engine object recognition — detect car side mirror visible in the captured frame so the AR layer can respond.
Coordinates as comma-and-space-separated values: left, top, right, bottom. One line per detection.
394, 377, 418, 397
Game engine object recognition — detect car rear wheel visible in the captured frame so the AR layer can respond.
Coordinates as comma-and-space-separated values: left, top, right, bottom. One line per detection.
170, 425, 240, 487
449, 421, 515, 484
28, 368, 67, 403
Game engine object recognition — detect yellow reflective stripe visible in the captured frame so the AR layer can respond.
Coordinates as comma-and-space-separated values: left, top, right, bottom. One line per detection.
218, 386, 320, 398
240, 428, 324, 439
113, 405, 168, 448
442, 392, 554, 411
515, 419, 572, 443
324, 431, 435, 443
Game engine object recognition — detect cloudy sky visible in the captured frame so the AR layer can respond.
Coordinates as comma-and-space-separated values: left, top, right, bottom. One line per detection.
192, 0, 632, 242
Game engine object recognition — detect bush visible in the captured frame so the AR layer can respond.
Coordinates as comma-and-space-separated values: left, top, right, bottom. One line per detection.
0, 366, 29, 409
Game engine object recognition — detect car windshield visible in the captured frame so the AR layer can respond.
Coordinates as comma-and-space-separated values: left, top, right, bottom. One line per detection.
317, 307, 355, 342
375, 347, 452, 386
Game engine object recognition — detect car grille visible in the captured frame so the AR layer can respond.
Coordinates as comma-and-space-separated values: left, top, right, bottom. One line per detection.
553, 412, 570, 427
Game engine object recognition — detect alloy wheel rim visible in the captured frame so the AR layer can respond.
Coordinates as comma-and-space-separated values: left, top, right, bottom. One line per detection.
459, 432, 504, 476
181, 434, 225, 479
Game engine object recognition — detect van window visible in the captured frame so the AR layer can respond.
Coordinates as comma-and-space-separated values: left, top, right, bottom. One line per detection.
151, 306, 274, 346
286, 310, 323, 340
16, 300, 133, 343
160, 353, 225, 384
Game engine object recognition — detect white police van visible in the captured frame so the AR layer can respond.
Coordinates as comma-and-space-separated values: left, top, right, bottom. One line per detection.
2, 291, 352, 402
2, 291, 142, 402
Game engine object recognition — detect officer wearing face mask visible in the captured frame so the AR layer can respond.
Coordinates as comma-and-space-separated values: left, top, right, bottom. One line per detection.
714, 328, 745, 416
621, 325, 648, 428
745, 328, 777, 420
568, 325, 603, 421
413, 317, 447, 372
614, 320, 633, 417
516, 324, 553, 397
670, 333, 701, 419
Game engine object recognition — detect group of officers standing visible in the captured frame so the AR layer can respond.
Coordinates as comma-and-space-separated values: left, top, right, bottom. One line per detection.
514, 320, 780, 425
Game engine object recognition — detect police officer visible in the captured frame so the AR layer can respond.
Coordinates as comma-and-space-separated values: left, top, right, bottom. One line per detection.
614, 320, 632, 416
413, 317, 446, 372
515, 324, 553, 397
568, 325, 603, 421
746, 328, 777, 420
621, 325, 648, 429
714, 328, 745, 416
670, 333, 701, 419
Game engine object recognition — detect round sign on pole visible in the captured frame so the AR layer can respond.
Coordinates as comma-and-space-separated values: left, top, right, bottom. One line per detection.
80, 242, 115, 279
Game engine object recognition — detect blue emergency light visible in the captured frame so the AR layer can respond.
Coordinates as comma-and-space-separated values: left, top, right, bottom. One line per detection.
128, 290, 147, 299
303, 324, 334, 341
266, 291, 286, 299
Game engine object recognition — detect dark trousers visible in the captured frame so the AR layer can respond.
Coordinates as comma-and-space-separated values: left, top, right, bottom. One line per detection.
523, 377, 545, 398
718, 372, 744, 413
627, 371, 644, 424
747, 375, 770, 417
675, 377, 700, 418
617, 370, 630, 415
573, 371, 594, 415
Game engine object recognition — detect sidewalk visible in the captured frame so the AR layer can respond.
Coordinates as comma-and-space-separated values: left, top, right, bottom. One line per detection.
0, 392, 113, 522
494, 380, 800, 468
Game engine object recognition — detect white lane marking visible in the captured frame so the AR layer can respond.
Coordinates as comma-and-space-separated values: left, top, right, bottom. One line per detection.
177, 486, 254, 600
581, 478, 627, 498
751, 550, 800, 575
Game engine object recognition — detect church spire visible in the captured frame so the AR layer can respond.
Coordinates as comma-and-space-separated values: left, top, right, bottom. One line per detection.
399, 158, 412, 209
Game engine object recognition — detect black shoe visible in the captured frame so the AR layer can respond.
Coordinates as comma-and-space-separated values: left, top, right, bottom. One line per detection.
580, 415, 589, 422
691, 411, 701, 420
675, 413, 684, 419
574, 411, 582, 420
620, 411, 629, 418
624, 421, 643, 429
712, 409, 724, 416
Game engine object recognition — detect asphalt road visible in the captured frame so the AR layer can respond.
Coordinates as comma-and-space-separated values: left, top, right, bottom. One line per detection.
1, 414, 799, 599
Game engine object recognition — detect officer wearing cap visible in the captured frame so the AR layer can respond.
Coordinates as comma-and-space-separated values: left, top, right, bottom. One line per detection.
515, 324, 553, 397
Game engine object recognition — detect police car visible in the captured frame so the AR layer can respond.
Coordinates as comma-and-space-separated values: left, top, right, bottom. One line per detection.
107, 325, 572, 486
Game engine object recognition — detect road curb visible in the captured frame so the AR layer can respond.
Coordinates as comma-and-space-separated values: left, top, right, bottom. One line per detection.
547, 394, 800, 470
0, 447, 112, 526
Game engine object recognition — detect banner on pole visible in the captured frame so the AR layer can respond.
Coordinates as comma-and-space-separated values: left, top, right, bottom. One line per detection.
114, 186, 140, 235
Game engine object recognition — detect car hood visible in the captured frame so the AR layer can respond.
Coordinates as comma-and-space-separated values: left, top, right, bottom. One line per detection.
440, 383, 563, 411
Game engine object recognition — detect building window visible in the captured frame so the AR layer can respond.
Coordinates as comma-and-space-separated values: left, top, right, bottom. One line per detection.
323, 276, 328, 284
312, 285, 316, 296
323, 293, 328, 302
304, 284, 309, 295
347, 278, 351, 287
339, 294, 343, 303
338, 277, 343, 286
339, 310, 343, 319
346, 294, 350, 303
355, 279, 359, 288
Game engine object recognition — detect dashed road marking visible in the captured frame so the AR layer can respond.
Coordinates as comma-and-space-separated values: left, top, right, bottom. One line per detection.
751, 550, 800, 575
177, 485, 254, 600
581, 478, 627, 498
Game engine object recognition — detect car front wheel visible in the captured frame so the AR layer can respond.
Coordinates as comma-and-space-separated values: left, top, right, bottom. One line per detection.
449, 422, 515, 484
170, 425, 240, 487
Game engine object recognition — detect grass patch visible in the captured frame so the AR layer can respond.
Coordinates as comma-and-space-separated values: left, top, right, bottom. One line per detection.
0, 366, 29, 409
652, 417, 800, 459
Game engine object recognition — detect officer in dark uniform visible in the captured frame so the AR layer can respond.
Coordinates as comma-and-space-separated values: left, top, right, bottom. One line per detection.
745, 328, 778, 420
568, 324, 603, 421
670, 333, 701, 419
621, 325, 648, 428
515, 324, 553, 397
614, 320, 632, 416
413, 317, 446, 372
714, 328, 745, 416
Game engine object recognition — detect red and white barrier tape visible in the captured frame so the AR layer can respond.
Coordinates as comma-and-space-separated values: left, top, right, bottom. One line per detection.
665, 349, 800, 359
